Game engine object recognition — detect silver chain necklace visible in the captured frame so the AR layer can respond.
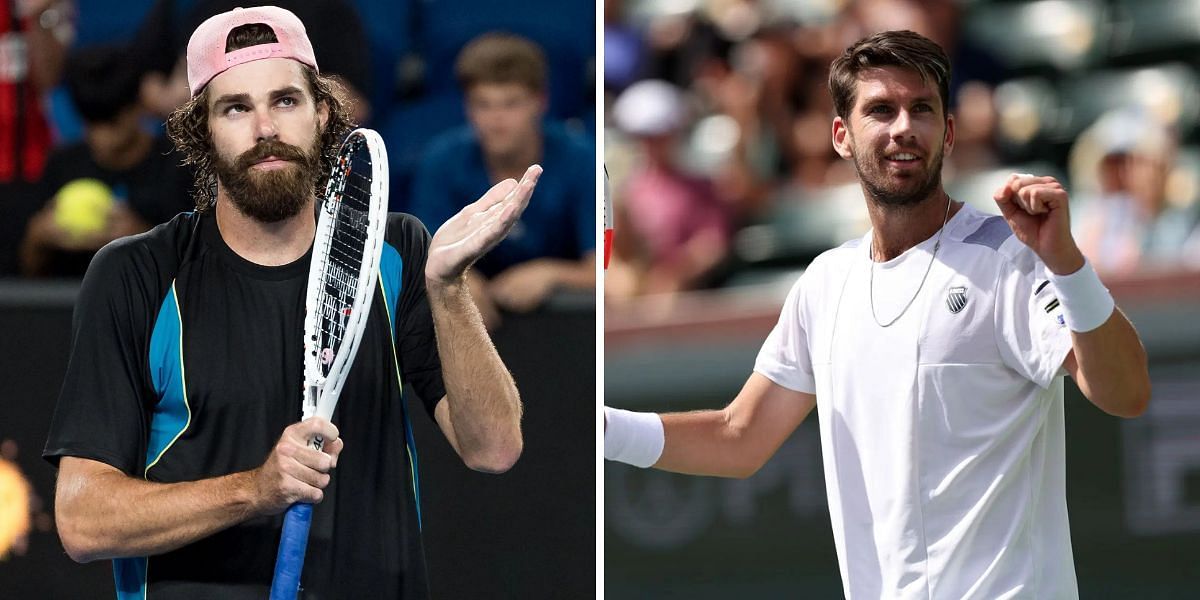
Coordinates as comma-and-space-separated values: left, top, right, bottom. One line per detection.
869, 195, 953, 328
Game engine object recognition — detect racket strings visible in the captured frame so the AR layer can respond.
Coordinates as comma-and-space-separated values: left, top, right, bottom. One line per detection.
312, 140, 375, 377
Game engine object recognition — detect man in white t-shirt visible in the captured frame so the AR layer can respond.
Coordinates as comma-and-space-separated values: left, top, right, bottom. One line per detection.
604, 30, 1151, 599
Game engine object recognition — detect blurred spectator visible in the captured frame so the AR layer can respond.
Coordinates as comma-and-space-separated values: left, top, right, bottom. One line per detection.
411, 33, 595, 328
126, 0, 192, 122
603, 0, 644, 93
1071, 109, 1200, 276
0, 0, 71, 276
848, 0, 1006, 99
945, 80, 1000, 177
693, 26, 800, 220
608, 79, 732, 299
19, 44, 192, 277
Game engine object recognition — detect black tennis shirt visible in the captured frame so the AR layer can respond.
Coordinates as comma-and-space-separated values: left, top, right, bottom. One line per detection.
44, 210, 446, 599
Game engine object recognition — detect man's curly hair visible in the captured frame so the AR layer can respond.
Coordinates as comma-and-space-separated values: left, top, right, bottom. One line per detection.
165, 23, 356, 211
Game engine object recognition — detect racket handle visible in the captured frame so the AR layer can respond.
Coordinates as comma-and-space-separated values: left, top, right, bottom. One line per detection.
269, 502, 313, 600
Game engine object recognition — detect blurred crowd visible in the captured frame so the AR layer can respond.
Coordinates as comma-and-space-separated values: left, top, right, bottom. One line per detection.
604, 0, 1200, 300
0, 0, 596, 325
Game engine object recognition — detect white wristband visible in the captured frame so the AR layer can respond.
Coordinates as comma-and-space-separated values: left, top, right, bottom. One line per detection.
1047, 259, 1114, 332
604, 407, 664, 468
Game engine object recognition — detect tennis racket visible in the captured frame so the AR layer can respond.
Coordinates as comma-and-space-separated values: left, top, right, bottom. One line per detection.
603, 165, 612, 270
269, 128, 389, 600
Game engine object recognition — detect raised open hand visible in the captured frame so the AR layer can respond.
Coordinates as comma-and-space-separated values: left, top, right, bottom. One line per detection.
425, 165, 543, 285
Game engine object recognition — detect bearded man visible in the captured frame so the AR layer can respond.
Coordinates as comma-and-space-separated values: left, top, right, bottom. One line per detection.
43, 6, 535, 599
604, 30, 1150, 599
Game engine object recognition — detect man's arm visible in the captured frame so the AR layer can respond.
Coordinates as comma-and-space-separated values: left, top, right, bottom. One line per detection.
1062, 310, 1149, 417
607, 373, 815, 479
656, 373, 816, 478
54, 418, 343, 563
428, 280, 523, 473
421, 166, 544, 473
994, 174, 1151, 418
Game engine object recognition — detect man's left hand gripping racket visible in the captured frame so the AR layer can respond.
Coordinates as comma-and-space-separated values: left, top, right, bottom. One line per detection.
269, 128, 389, 600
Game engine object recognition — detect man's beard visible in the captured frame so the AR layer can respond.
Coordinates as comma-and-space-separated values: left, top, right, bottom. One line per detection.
214, 133, 322, 223
852, 141, 945, 209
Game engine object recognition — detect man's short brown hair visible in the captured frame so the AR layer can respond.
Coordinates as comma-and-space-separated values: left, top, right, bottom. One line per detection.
455, 32, 547, 93
828, 30, 952, 121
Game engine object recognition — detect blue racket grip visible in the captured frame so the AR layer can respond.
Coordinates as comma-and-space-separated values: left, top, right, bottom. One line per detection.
269, 502, 313, 600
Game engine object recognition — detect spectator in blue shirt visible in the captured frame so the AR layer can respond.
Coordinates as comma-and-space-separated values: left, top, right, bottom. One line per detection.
411, 33, 595, 328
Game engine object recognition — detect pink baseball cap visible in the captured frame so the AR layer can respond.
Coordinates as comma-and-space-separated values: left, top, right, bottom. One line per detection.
186, 5, 319, 96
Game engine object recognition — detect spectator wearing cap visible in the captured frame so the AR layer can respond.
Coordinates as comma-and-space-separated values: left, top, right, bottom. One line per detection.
608, 79, 733, 299
1071, 109, 1200, 275
410, 32, 595, 329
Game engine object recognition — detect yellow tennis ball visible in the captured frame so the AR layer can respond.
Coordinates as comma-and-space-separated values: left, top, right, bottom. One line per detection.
54, 178, 114, 238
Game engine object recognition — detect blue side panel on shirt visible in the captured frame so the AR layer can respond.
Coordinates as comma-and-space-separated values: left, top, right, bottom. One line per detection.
118, 285, 188, 597
380, 242, 423, 527
381, 243, 403, 322
145, 283, 188, 472
114, 556, 147, 600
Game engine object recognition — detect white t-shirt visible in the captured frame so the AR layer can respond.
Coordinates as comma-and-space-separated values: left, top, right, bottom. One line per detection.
755, 205, 1077, 599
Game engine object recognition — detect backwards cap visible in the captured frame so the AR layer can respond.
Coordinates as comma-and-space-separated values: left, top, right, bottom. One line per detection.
186, 5, 318, 97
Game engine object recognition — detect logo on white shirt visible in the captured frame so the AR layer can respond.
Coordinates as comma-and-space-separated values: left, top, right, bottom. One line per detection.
947, 286, 968, 313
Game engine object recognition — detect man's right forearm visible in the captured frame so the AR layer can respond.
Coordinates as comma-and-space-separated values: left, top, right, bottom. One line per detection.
57, 417, 341, 562
605, 406, 776, 479
655, 409, 767, 478
606, 373, 817, 480
56, 458, 262, 563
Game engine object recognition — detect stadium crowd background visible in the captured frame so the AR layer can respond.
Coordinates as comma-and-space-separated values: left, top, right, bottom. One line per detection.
0, 0, 596, 281
604, 0, 1200, 300
604, 0, 1200, 597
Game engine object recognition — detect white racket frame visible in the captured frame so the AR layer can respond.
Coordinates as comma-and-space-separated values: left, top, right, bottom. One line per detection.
301, 128, 389, 425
